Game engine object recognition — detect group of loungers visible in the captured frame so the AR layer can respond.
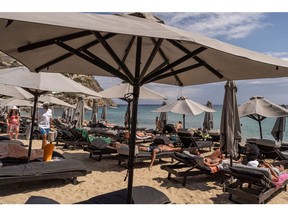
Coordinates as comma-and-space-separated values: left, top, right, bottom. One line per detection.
3, 118, 288, 204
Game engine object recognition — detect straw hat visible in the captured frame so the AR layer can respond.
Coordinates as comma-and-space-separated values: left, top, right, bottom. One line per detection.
11, 105, 18, 110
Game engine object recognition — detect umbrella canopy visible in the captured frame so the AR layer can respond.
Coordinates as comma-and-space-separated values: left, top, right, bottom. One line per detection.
152, 97, 215, 128
0, 67, 102, 97
99, 82, 166, 129
0, 83, 33, 99
2, 12, 288, 204
220, 81, 241, 160
99, 83, 166, 100
238, 96, 288, 139
158, 101, 168, 131
38, 95, 74, 108
101, 104, 107, 121
91, 99, 99, 125
0, 97, 37, 107
73, 96, 85, 128
72, 103, 92, 111
203, 100, 214, 131
271, 112, 286, 142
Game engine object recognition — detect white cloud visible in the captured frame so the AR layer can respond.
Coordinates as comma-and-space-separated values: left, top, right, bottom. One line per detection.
265, 51, 288, 61
156, 12, 267, 39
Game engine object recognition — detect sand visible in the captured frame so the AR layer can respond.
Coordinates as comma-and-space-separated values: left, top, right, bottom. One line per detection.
0, 136, 288, 205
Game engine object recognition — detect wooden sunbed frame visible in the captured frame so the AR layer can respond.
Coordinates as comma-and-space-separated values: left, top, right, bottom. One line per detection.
226, 165, 288, 204
160, 152, 230, 187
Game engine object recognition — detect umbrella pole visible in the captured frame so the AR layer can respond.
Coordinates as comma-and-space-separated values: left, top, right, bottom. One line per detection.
258, 121, 263, 139
127, 84, 140, 204
127, 36, 142, 204
27, 92, 39, 163
183, 114, 185, 129
128, 100, 131, 131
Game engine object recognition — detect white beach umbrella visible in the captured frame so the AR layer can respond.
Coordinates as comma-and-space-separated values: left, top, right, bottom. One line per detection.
158, 101, 168, 131
153, 97, 215, 128
2, 12, 288, 203
220, 81, 241, 160
99, 83, 166, 100
203, 100, 214, 131
101, 104, 107, 121
0, 83, 33, 99
99, 82, 166, 129
91, 99, 99, 125
72, 96, 85, 128
238, 96, 288, 139
0, 97, 38, 107
38, 95, 74, 108
0, 66, 101, 162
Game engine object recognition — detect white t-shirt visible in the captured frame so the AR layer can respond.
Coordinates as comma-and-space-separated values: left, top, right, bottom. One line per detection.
38, 108, 52, 129
247, 160, 259, 167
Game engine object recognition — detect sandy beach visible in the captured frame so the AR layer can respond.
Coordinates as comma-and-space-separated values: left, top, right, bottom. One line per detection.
0, 136, 288, 205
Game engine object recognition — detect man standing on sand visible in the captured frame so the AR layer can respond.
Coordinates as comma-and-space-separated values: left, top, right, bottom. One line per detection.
38, 102, 53, 149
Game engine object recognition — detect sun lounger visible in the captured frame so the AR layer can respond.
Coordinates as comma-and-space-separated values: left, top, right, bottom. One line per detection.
177, 129, 214, 151
226, 164, 288, 204
115, 145, 173, 167
250, 139, 288, 160
0, 158, 91, 186
25, 185, 171, 204
160, 151, 229, 186
83, 137, 117, 161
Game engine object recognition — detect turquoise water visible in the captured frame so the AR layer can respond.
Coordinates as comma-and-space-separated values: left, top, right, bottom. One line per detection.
52, 104, 288, 142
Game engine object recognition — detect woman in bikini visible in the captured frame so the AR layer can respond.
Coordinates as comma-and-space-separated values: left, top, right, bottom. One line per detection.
6, 106, 20, 140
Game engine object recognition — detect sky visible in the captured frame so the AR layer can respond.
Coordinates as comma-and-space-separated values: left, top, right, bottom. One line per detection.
93, 12, 288, 105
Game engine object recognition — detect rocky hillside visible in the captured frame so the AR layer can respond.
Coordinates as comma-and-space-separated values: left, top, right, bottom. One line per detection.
0, 52, 117, 107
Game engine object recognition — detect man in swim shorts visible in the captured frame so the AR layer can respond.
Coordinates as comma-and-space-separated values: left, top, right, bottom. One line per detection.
138, 144, 182, 170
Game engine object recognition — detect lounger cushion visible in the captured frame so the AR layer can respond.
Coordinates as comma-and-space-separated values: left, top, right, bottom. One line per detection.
152, 136, 171, 145
175, 151, 210, 171
0, 159, 88, 177
230, 164, 274, 187
256, 139, 281, 148
117, 145, 139, 156
90, 137, 112, 149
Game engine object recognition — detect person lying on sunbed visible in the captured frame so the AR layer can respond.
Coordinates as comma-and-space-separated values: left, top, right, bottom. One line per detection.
136, 131, 154, 139
0, 143, 43, 161
258, 161, 288, 187
138, 144, 182, 171
202, 149, 243, 173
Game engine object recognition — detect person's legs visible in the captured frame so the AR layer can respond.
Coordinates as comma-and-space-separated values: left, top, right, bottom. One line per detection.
207, 149, 222, 159
9, 131, 13, 140
40, 128, 49, 149
149, 148, 160, 170
15, 127, 19, 140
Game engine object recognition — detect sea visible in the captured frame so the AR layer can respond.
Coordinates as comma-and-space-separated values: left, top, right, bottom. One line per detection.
51, 104, 288, 142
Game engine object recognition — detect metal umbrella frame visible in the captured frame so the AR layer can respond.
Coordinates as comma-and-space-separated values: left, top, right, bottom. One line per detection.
2, 12, 288, 203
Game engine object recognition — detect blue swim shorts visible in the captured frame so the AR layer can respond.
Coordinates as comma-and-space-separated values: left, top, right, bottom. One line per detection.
39, 128, 50, 135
